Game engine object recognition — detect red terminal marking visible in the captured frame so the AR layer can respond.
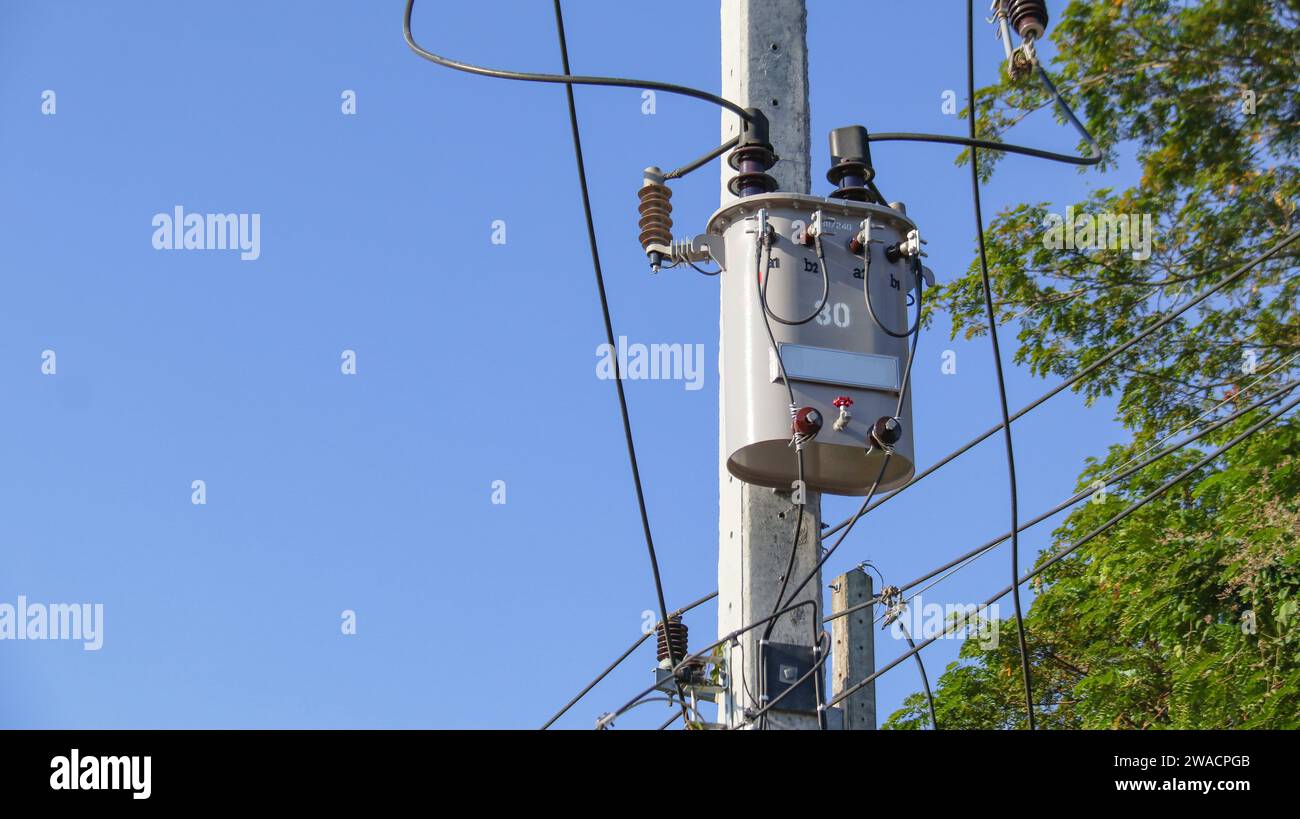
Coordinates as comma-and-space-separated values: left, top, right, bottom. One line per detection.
833, 396, 854, 408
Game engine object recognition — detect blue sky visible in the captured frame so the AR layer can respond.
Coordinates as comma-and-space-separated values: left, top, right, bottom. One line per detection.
0, 0, 1136, 729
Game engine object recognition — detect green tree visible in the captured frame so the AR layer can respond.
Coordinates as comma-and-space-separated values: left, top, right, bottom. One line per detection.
886, 0, 1300, 729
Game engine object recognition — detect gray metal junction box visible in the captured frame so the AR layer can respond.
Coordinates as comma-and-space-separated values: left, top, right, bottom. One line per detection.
707, 192, 918, 495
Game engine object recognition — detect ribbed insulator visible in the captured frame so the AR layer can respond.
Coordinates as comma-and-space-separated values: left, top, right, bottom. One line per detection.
827, 159, 875, 203
637, 182, 673, 252
726, 144, 780, 198
655, 616, 689, 663
1008, 0, 1048, 40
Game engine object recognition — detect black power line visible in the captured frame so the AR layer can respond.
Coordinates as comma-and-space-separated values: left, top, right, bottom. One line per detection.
898, 619, 937, 730
605, 381, 1298, 728
864, 561, 938, 730
816, 29, 1113, 728
707, 236, 1299, 708
821, 229, 1300, 541
665, 136, 741, 180
965, 0, 1035, 731
403, 0, 754, 123
563, 237, 1295, 727
825, 378, 1300, 627
755, 231, 830, 632
406, 0, 775, 728
867, 50, 1101, 167
540, 591, 717, 730
750, 229, 818, 727
603, 599, 821, 727
547, 0, 690, 727
407, 0, 1300, 729
828, 393, 1300, 710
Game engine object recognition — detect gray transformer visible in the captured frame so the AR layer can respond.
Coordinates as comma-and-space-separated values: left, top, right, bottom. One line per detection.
705, 192, 919, 495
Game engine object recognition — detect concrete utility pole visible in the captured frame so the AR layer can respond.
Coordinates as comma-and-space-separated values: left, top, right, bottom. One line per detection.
831, 567, 876, 729
717, 0, 820, 730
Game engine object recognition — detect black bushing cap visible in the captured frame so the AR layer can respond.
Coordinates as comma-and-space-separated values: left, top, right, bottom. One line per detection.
872, 416, 903, 447
827, 125, 876, 186
740, 108, 771, 149
829, 126, 871, 166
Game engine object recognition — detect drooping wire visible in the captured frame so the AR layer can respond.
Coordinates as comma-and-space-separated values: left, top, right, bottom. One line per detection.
866, 48, 1101, 167
657, 711, 682, 731
863, 248, 924, 339
549, 0, 687, 726
403, 0, 753, 124
828, 393, 1300, 710
829, 34, 1111, 719
864, 268, 920, 338
753, 227, 806, 613
966, 0, 1035, 730
683, 258, 721, 276
404, 0, 754, 206
761, 230, 832, 326
863, 562, 938, 730
897, 619, 937, 730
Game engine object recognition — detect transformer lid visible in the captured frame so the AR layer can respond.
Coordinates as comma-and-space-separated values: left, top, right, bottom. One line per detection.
706, 192, 916, 239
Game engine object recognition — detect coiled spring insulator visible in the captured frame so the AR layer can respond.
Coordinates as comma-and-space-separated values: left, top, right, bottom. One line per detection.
638, 175, 673, 255
1008, 0, 1048, 41
655, 616, 689, 664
